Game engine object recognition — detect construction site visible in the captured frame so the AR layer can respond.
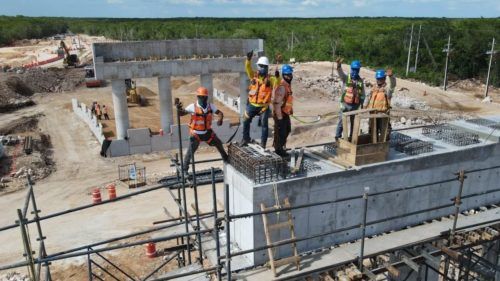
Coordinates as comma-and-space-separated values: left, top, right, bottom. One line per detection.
1, 32, 500, 281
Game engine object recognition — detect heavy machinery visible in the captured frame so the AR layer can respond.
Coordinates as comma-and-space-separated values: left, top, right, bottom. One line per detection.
125, 79, 146, 106
60, 40, 79, 67
84, 66, 103, 88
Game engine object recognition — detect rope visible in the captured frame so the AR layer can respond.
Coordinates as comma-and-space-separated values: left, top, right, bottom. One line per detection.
290, 111, 338, 124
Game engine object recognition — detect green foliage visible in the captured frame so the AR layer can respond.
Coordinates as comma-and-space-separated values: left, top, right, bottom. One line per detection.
1, 16, 499, 86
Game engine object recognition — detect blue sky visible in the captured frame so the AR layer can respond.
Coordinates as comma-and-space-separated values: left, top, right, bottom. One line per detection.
1, 0, 499, 18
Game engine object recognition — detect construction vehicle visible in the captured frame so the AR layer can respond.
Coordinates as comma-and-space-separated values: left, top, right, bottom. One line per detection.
60, 40, 79, 67
125, 79, 146, 106
84, 66, 103, 88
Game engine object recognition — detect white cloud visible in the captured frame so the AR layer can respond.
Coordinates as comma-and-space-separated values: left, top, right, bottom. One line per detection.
301, 0, 319, 6
107, 0, 124, 4
165, 0, 204, 5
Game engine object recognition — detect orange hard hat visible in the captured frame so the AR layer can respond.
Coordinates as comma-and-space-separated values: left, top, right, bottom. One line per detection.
196, 87, 209, 97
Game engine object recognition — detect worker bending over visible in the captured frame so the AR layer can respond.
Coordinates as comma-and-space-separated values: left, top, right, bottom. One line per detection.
335, 58, 365, 142
366, 69, 396, 140
272, 64, 294, 157
241, 50, 280, 148
176, 87, 228, 172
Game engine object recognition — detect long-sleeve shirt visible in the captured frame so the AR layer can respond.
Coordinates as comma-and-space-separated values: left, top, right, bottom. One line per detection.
336, 66, 366, 106
245, 60, 280, 88
366, 75, 397, 106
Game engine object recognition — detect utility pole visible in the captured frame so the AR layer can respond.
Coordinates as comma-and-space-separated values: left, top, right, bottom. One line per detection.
291, 31, 294, 58
406, 24, 414, 76
485, 37, 496, 98
414, 24, 422, 72
443, 35, 452, 91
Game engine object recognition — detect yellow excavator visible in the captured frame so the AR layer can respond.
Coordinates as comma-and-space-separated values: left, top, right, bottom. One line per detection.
125, 79, 146, 106
60, 40, 79, 67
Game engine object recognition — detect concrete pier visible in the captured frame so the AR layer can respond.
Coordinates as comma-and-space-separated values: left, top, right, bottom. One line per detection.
239, 72, 249, 118
158, 76, 173, 133
200, 74, 213, 103
111, 79, 129, 139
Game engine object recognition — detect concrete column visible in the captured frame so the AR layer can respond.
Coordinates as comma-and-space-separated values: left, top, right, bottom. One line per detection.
200, 73, 213, 103
239, 72, 249, 118
111, 79, 130, 140
158, 76, 173, 133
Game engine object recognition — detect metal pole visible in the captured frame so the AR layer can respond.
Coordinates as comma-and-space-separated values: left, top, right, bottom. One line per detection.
443, 35, 451, 91
211, 168, 222, 281
414, 24, 422, 72
358, 187, 370, 271
485, 37, 496, 98
224, 183, 231, 281
87, 247, 93, 281
444, 170, 465, 278
17, 209, 36, 281
173, 156, 185, 266
191, 151, 203, 263
406, 23, 414, 76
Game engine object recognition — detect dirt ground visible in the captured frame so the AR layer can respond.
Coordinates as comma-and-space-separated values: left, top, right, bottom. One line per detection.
0, 51, 499, 280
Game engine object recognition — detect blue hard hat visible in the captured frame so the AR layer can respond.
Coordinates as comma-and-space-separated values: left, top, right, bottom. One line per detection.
350, 60, 361, 70
282, 64, 293, 75
375, 69, 386, 79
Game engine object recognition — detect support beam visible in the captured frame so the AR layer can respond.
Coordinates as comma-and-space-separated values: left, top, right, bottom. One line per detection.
111, 79, 130, 140
158, 76, 173, 133
200, 73, 214, 103
239, 72, 249, 119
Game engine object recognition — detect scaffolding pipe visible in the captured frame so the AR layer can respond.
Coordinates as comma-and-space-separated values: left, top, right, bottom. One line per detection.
191, 151, 203, 263
358, 187, 369, 271
225, 183, 232, 281
211, 168, 222, 281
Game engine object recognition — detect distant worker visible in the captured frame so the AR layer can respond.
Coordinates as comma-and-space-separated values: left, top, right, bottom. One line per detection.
366, 68, 396, 140
241, 50, 280, 148
176, 87, 228, 172
95, 103, 102, 120
272, 64, 294, 157
91, 101, 97, 115
102, 105, 110, 120
335, 58, 365, 142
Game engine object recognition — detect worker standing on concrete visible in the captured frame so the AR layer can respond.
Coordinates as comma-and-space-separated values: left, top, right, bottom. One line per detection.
95, 103, 102, 120
335, 58, 365, 142
272, 64, 294, 157
102, 105, 110, 120
176, 87, 228, 172
241, 50, 280, 148
366, 68, 396, 139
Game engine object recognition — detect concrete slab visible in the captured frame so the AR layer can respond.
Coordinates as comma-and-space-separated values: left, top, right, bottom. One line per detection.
129, 144, 152, 154
108, 139, 130, 157
127, 128, 152, 146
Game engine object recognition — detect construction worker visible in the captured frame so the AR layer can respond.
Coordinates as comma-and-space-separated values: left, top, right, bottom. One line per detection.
241, 50, 280, 148
102, 105, 110, 120
95, 103, 102, 120
366, 68, 396, 140
272, 64, 294, 157
335, 58, 365, 142
176, 87, 228, 172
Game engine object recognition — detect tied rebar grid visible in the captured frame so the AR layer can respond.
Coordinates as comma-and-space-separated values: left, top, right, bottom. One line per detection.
391, 132, 434, 156
422, 124, 480, 146
323, 144, 337, 156
390, 132, 412, 148
466, 118, 497, 127
228, 144, 289, 184
301, 159, 322, 173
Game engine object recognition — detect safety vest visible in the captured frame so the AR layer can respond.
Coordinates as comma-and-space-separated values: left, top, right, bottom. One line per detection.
248, 75, 273, 106
343, 75, 363, 105
368, 86, 389, 112
189, 104, 213, 134
278, 80, 293, 115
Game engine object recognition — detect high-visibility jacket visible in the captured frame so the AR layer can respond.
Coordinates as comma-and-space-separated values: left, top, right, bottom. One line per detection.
245, 60, 279, 107
278, 80, 293, 115
248, 75, 273, 106
189, 104, 213, 134
343, 75, 364, 105
367, 86, 390, 112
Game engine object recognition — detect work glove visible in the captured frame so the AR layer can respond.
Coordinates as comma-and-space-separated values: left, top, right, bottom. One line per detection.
174, 98, 183, 110
246, 50, 253, 61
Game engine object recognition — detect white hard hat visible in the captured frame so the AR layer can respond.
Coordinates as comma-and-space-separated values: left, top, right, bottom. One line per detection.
257, 56, 269, 66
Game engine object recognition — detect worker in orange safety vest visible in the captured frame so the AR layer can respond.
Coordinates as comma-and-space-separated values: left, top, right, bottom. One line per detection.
272, 64, 294, 157
366, 68, 396, 140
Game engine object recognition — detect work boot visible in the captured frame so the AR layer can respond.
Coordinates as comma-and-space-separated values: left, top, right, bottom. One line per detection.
240, 139, 250, 147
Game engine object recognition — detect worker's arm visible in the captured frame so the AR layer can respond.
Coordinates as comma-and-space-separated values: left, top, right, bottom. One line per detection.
387, 70, 396, 100
336, 59, 347, 83
175, 98, 189, 116
272, 85, 286, 120
270, 76, 280, 88
245, 59, 254, 80
215, 109, 224, 126
360, 81, 366, 109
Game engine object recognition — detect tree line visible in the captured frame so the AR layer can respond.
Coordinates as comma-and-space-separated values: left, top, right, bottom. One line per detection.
1, 16, 499, 86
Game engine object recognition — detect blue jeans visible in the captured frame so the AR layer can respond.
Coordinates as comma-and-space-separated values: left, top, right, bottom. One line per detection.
335, 103, 360, 139
242, 104, 270, 147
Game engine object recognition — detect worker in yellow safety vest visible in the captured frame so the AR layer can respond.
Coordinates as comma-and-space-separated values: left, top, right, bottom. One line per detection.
272, 64, 294, 157
241, 50, 280, 148
366, 68, 396, 140
335, 58, 365, 142
176, 87, 228, 172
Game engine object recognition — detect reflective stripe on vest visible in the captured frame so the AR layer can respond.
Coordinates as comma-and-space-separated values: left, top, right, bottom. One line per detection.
279, 80, 293, 115
189, 104, 213, 133
368, 88, 389, 112
248, 76, 273, 106
343, 75, 363, 105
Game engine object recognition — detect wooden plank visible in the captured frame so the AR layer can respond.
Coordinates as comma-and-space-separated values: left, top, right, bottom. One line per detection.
356, 142, 389, 155
268, 221, 290, 231
355, 152, 387, 166
343, 108, 376, 116
285, 198, 300, 271
274, 256, 301, 267
371, 119, 377, 144
342, 115, 348, 140
292, 148, 304, 174
380, 117, 389, 142
351, 115, 360, 145
261, 203, 277, 277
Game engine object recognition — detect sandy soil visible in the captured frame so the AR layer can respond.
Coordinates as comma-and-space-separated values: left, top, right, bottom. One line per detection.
0, 59, 498, 279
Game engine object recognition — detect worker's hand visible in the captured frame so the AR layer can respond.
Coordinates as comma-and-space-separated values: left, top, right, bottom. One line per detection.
386, 68, 393, 77
275, 69, 280, 78
246, 50, 254, 61
336, 57, 343, 68
217, 119, 223, 126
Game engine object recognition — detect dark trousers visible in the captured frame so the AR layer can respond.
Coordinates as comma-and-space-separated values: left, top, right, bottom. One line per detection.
242, 104, 270, 147
273, 114, 291, 155
183, 130, 228, 171
371, 117, 392, 142
335, 103, 360, 140
97, 114, 102, 120
104, 113, 110, 120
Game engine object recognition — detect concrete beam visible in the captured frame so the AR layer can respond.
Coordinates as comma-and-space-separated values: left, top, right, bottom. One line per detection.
200, 73, 213, 103
239, 72, 249, 118
158, 76, 173, 133
111, 80, 130, 140
93, 39, 263, 62
95, 57, 247, 80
